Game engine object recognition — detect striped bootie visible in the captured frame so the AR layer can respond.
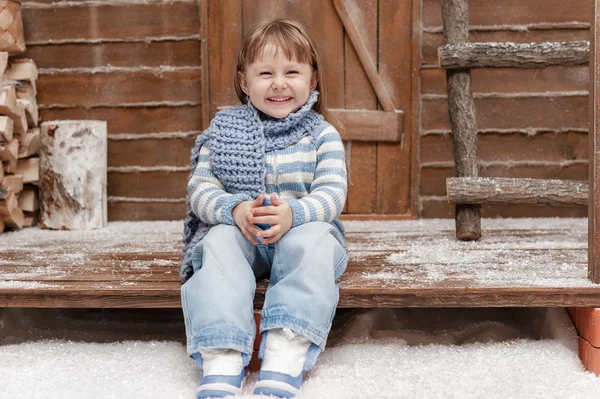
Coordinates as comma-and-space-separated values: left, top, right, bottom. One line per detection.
196, 348, 245, 398
253, 328, 311, 398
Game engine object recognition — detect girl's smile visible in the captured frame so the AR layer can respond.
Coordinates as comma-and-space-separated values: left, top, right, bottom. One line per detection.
239, 45, 317, 119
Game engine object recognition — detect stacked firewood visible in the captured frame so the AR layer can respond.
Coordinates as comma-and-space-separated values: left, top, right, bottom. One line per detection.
0, 58, 40, 232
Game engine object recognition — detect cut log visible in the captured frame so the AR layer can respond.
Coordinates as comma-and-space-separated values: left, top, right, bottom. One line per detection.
447, 177, 588, 206
18, 128, 39, 158
16, 156, 39, 184
6, 59, 37, 82
18, 185, 38, 212
17, 98, 38, 128
0, 187, 16, 216
0, 115, 13, 142
23, 210, 38, 227
0, 82, 27, 136
0, 137, 17, 172
1, 173, 22, 193
0, 161, 3, 180
0, 1, 26, 55
4, 205, 23, 230
0, 216, 4, 233
442, 0, 481, 240
40, 120, 107, 230
439, 41, 590, 69
0, 52, 8, 77
14, 81, 38, 127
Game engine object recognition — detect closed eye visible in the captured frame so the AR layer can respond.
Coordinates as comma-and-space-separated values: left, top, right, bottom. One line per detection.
259, 71, 272, 76
287, 70, 299, 75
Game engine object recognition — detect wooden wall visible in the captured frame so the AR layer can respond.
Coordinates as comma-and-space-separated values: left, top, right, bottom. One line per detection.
420, 0, 590, 218
18, 0, 594, 220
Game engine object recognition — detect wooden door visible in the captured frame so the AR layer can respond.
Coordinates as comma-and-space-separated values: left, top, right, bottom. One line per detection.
205, 0, 418, 217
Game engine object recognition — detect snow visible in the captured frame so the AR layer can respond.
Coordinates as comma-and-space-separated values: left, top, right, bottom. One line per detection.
1, 307, 599, 398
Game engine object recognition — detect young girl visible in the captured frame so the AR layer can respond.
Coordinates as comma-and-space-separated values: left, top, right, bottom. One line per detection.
181, 19, 348, 399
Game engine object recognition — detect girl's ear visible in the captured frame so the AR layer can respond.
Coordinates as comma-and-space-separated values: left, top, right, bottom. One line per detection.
310, 70, 318, 91
238, 71, 249, 95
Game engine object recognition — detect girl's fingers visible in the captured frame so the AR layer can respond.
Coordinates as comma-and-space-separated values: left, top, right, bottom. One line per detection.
262, 233, 282, 245
253, 194, 265, 207
251, 206, 278, 216
250, 215, 279, 224
256, 225, 279, 238
240, 225, 258, 245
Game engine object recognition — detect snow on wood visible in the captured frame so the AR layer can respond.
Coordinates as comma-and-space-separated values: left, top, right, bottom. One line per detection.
39, 120, 107, 230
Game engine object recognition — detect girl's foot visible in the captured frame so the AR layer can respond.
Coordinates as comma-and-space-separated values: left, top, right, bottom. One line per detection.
196, 348, 245, 398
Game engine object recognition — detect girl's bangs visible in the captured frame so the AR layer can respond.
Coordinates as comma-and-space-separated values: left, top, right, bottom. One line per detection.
245, 29, 313, 66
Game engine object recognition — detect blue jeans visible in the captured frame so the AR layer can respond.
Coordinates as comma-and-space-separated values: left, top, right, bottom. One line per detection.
181, 221, 348, 370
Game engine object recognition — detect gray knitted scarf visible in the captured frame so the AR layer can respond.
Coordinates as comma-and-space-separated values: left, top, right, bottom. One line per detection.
180, 91, 323, 282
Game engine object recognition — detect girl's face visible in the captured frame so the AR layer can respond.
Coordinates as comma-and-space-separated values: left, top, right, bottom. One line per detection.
239, 45, 317, 119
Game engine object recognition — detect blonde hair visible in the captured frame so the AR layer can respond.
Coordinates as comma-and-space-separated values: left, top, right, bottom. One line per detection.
234, 19, 342, 131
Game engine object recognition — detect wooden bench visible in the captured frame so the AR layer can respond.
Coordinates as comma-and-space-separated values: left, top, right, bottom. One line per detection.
2, 218, 600, 309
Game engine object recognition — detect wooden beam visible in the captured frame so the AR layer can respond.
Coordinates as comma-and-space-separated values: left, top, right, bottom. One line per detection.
198, 0, 210, 130
447, 177, 588, 206
589, 0, 600, 283
332, 0, 395, 111
439, 41, 590, 69
442, 0, 481, 240
329, 109, 403, 142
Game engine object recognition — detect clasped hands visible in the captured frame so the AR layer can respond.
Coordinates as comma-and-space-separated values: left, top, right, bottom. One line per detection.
232, 193, 293, 245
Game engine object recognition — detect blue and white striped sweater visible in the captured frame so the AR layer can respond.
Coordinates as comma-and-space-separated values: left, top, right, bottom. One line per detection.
188, 122, 347, 229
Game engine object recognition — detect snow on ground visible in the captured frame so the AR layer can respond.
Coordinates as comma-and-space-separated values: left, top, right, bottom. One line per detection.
1, 307, 599, 399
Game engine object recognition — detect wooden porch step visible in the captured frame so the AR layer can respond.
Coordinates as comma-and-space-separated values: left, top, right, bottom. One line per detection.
1, 218, 600, 308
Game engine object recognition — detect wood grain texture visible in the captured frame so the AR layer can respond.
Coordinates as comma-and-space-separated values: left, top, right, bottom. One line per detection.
107, 171, 187, 199
23, 41, 202, 69
107, 202, 186, 221
343, 0, 378, 214
439, 41, 589, 69
108, 137, 195, 168
589, 0, 600, 283
442, 0, 481, 239
423, 0, 589, 27
421, 66, 590, 95
22, 2, 201, 42
40, 106, 204, 134
377, 0, 413, 215
1, 219, 600, 307
330, 110, 402, 142
422, 29, 590, 65
447, 177, 588, 206
37, 70, 202, 106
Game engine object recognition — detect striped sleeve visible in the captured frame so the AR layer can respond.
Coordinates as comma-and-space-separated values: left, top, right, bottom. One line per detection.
188, 145, 253, 225
286, 125, 348, 227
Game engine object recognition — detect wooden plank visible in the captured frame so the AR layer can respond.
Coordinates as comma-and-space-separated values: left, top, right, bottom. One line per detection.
208, 0, 242, 118
423, 0, 589, 28
421, 163, 588, 197
107, 171, 187, 199
377, 0, 414, 214
23, 41, 202, 69
343, 0, 378, 214
423, 29, 590, 65
439, 41, 589, 69
40, 106, 203, 134
442, 0, 481, 240
420, 131, 588, 164
420, 197, 588, 219
421, 66, 589, 95
199, 0, 209, 130
422, 96, 589, 131
37, 70, 201, 106
590, 0, 600, 283
22, 2, 201, 43
447, 177, 588, 206
330, 109, 402, 141
107, 201, 185, 221
108, 137, 195, 168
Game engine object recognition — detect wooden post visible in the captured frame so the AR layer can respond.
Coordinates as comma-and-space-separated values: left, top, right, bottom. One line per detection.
442, 0, 481, 240
39, 120, 107, 230
590, 0, 600, 283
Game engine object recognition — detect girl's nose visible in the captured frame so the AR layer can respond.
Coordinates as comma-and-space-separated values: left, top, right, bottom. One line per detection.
272, 75, 287, 89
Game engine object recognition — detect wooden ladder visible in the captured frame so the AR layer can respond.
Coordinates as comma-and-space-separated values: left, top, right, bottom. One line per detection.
440, 0, 600, 283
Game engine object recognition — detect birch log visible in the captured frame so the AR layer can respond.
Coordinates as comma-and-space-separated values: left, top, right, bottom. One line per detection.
39, 120, 107, 230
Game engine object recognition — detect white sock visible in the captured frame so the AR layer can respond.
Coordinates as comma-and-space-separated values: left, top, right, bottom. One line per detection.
198, 348, 243, 376
261, 328, 311, 377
